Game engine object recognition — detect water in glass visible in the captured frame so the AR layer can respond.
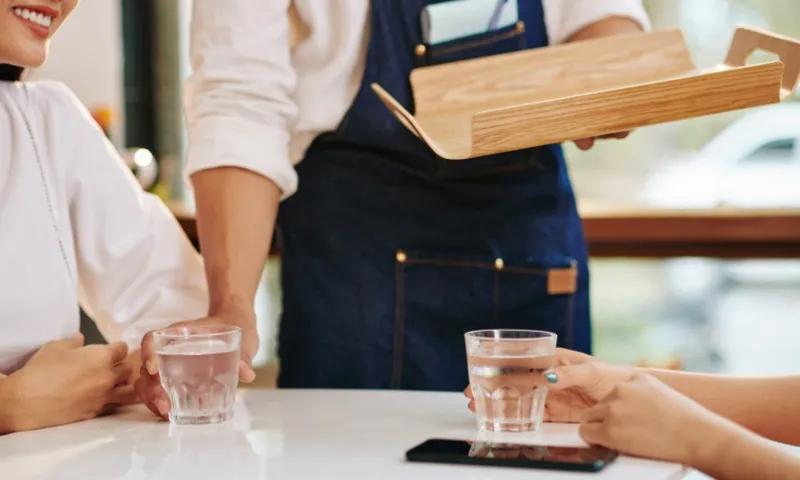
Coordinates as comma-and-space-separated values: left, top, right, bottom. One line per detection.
466, 330, 556, 432
156, 328, 241, 425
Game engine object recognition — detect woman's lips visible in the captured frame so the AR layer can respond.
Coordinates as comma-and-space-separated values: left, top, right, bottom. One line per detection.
12, 6, 57, 39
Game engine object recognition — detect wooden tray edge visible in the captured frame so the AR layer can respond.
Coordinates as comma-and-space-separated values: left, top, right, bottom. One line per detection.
370, 83, 469, 159
469, 62, 784, 157
372, 25, 799, 160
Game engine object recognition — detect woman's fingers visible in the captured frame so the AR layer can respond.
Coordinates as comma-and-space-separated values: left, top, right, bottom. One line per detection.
542, 363, 596, 391
113, 363, 133, 385
110, 384, 140, 406
578, 421, 608, 447
580, 402, 611, 424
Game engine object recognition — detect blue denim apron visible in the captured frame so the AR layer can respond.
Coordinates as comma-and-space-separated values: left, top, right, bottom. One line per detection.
277, 0, 591, 391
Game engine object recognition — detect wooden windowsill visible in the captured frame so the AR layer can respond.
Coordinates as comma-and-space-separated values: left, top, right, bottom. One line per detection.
168, 200, 800, 259
580, 201, 800, 258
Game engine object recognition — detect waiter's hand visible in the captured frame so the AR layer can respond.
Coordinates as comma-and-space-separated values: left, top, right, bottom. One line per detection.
574, 131, 631, 151
135, 309, 259, 419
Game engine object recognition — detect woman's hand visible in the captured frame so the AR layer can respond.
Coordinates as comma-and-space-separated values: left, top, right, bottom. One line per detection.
464, 348, 635, 422
579, 373, 737, 466
3, 334, 134, 432
116, 349, 145, 406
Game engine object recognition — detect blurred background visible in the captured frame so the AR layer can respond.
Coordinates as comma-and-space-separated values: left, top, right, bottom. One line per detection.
38, 0, 800, 379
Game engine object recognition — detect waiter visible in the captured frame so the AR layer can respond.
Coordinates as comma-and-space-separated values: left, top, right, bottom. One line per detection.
140, 0, 650, 406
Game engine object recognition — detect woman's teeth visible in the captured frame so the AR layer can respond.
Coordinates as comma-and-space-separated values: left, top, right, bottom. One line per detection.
13, 7, 53, 28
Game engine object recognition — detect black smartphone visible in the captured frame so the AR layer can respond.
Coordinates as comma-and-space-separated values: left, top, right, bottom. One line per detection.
406, 438, 618, 472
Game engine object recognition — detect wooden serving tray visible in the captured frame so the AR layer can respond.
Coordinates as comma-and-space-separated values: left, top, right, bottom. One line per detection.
371, 25, 800, 160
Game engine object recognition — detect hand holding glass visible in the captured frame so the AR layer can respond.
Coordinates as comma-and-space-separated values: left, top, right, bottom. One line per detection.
153, 325, 241, 425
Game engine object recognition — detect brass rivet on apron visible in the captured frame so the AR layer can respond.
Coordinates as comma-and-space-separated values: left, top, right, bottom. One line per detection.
415, 44, 426, 57
396, 251, 407, 263
494, 258, 504, 270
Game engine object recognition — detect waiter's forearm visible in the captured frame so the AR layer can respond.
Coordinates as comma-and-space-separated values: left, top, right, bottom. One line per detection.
191, 167, 280, 315
566, 16, 643, 43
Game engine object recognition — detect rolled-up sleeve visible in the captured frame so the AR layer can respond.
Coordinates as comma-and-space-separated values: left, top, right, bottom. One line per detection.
544, 0, 652, 45
183, 0, 299, 198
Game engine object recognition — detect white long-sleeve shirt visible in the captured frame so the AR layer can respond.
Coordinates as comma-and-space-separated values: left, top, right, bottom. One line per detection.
0, 80, 208, 374
184, 0, 650, 199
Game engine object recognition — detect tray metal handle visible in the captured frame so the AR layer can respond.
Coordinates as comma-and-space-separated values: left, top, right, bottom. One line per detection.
725, 25, 800, 98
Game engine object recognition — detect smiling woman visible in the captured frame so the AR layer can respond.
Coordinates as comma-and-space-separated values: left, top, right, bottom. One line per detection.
0, 0, 209, 433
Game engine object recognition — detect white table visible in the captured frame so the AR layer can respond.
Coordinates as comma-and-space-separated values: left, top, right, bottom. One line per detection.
0, 390, 687, 479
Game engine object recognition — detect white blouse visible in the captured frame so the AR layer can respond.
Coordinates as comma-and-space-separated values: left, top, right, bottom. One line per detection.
0, 81, 208, 374
183, 0, 650, 199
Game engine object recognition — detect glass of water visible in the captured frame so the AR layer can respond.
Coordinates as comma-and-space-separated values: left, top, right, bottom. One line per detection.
153, 325, 242, 425
465, 329, 557, 432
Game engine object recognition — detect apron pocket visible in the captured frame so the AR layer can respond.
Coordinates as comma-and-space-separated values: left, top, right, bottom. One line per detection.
392, 249, 577, 390
494, 258, 579, 350
415, 21, 527, 67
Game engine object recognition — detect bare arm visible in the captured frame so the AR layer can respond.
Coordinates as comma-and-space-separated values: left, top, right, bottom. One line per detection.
574, 370, 800, 480
541, 350, 800, 446
191, 168, 280, 318
183, 0, 297, 320
649, 370, 800, 446
134, 169, 276, 417
138, 0, 296, 407
0, 376, 14, 434
694, 418, 800, 480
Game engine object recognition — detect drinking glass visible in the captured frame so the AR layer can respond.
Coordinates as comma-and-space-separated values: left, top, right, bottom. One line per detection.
465, 329, 557, 432
154, 325, 242, 425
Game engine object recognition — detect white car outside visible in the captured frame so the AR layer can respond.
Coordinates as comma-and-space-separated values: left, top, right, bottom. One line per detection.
640, 103, 800, 209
